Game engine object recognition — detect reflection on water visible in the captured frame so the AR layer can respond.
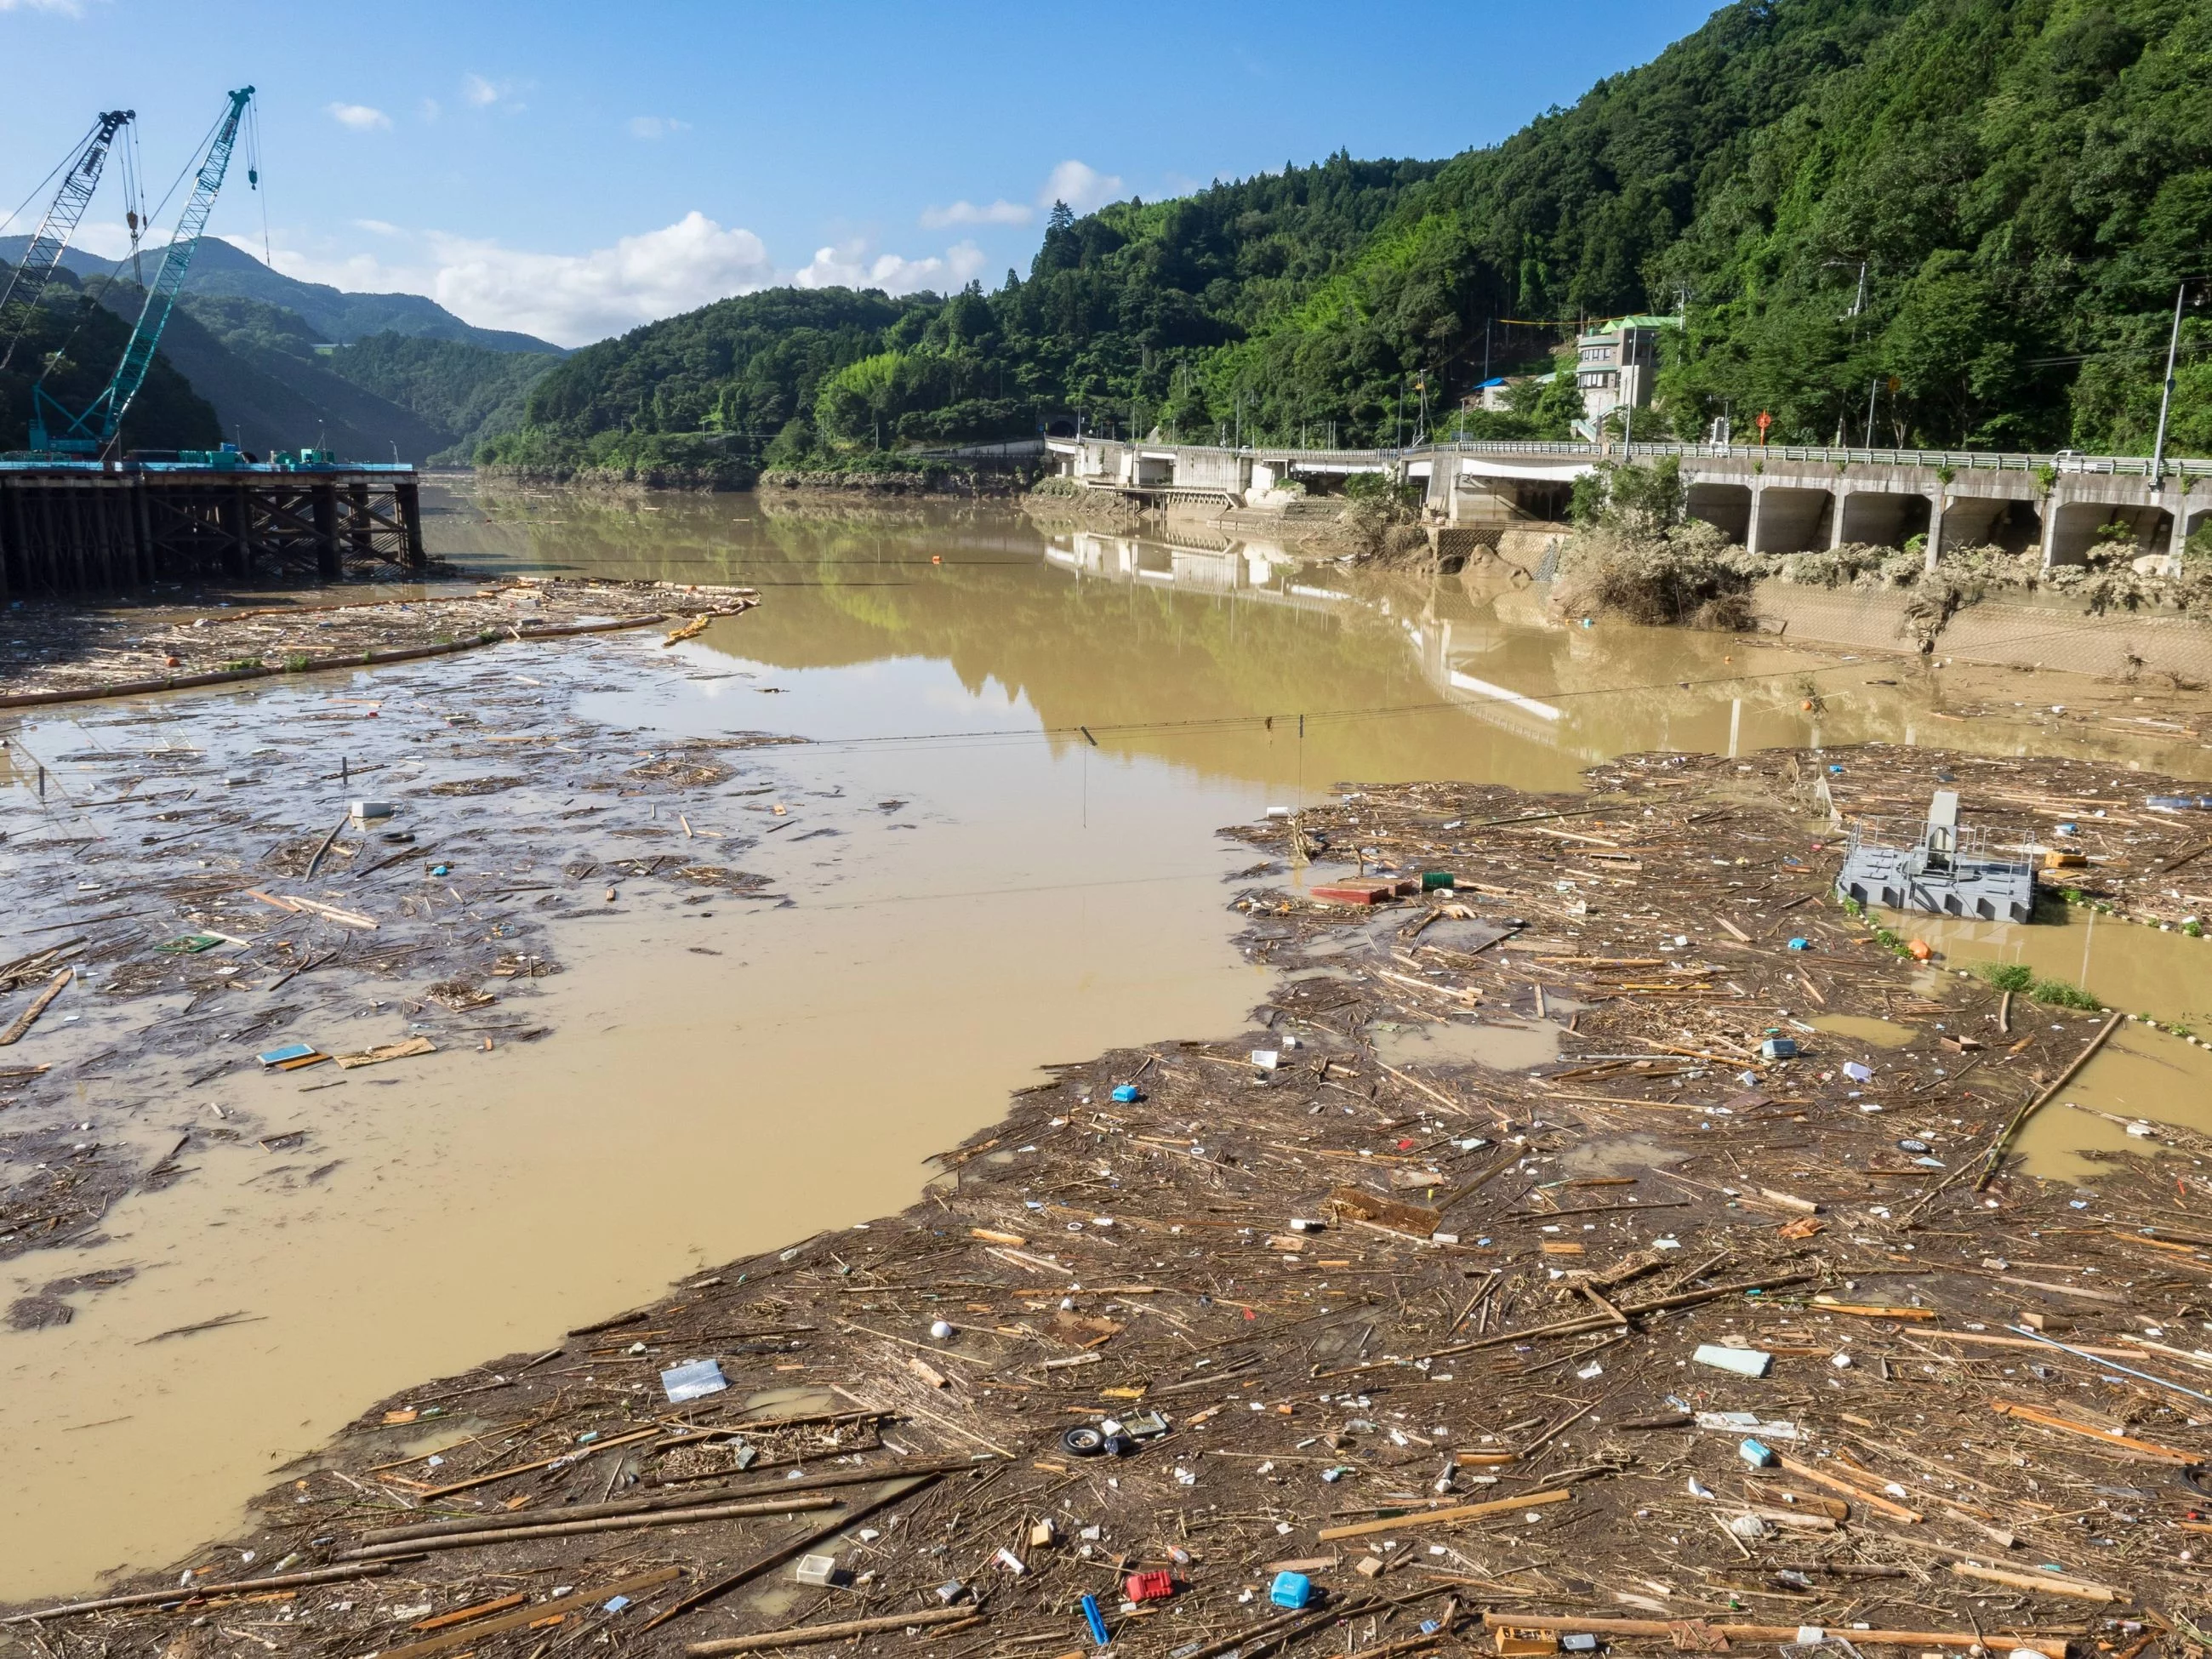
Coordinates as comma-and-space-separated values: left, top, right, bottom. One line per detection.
443, 482, 2212, 795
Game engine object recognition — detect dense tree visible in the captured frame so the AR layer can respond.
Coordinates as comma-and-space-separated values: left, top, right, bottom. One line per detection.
488, 0, 2212, 471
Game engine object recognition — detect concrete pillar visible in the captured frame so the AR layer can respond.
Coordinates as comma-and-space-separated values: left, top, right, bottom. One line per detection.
229, 482, 253, 579
395, 479, 426, 571
313, 482, 341, 580
1830, 487, 1852, 550
1747, 487, 1764, 556
2040, 490, 2061, 571
1925, 492, 1946, 573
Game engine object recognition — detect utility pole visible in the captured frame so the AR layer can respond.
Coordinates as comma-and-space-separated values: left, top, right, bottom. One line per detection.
1865, 375, 1879, 448
2151, 278, 2192, 492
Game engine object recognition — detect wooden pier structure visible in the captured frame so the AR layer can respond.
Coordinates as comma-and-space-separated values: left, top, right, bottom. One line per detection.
0, 461, 426, 600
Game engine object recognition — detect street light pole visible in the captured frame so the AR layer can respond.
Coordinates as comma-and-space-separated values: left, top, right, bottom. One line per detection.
2151, 279, 2191, 492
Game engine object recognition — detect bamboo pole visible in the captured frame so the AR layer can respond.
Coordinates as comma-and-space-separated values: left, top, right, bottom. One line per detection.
1976, 1009, 2125, 1189
686, 1606, 979, 1655
341, 1493, 838, 1559
1482, 1612, 2064, 1658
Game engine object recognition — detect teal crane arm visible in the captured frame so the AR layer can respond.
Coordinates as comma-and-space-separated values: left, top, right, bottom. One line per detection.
31, 86, 253, 455
0, 109, 134, 375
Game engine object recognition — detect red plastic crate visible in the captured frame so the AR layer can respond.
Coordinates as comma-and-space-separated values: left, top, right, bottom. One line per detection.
1125, 1570, 1175, 1603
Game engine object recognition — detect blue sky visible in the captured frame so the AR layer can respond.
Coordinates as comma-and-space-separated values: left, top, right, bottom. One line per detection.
1, 0, 1720, 347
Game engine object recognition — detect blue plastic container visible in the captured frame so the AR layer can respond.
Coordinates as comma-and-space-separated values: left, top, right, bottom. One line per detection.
1111, 1084, 1141, 1103
1080, 1593, 1110, 1645
1269, 1571, 1313, 1610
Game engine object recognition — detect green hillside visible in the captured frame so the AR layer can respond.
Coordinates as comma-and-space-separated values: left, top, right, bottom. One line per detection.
0, 279, 217, 453
2, 258, 555, 463
323, 334, 558, 460
489, 0, 2209, 473
0, 234, 565, 355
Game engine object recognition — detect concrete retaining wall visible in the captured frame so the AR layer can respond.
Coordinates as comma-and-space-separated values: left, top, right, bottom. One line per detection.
1752, 579, 2212, 681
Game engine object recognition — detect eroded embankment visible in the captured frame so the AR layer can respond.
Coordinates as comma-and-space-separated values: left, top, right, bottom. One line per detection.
21, 747, 2212, 1659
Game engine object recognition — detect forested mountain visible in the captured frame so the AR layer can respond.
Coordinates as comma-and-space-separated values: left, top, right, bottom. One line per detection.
488, 0, 2209, 476
0, 257, 558, 461
322, 334, 559, 459
0, 234, 563, 355
0, 272, 217, 453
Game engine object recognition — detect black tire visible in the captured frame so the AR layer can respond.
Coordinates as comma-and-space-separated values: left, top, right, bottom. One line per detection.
1061, 1425, 1107, 1457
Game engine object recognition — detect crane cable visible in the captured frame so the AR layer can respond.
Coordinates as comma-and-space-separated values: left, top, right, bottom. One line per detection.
122, 115, 146, 287
246, 97, 271, 267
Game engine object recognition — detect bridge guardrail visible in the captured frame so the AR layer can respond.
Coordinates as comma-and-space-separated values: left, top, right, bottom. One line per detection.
1048, 434, 2212, 480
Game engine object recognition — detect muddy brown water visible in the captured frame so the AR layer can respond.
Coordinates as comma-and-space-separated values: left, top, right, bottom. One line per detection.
4, 486, 2211, 1597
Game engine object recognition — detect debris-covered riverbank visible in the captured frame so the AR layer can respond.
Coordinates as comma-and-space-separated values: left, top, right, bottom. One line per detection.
0, 579, 755, 708
23, 746, 2212, 1659
0, 584, 788, 1288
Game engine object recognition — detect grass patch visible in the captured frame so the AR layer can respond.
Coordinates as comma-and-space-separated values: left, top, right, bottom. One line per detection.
1972, 961, 2035, 992
2029, 977, 2102, 1010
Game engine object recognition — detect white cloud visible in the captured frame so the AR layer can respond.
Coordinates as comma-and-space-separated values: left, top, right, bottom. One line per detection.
1040, 159, 1122, 214
210, 212, 996, 349
326, 102, 391, 132
920, 198, 1033, 229
628, 116, 692, 140
424, 212, 773, 344
461, 72, 525, 110
793, 239, 987, 296
0, 0, 85, 12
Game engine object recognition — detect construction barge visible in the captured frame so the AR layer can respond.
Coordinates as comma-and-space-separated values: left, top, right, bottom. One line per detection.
0, 453, 426, 599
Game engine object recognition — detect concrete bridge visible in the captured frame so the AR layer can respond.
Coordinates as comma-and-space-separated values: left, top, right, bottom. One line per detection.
1045, 436, 2212, 568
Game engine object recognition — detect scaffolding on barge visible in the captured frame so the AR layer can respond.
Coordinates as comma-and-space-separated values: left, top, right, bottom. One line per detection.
0, 454, 426, 600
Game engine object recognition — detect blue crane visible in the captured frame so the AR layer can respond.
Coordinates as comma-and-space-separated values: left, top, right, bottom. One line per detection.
0, 108, 135, 375
30, 86, 254, 458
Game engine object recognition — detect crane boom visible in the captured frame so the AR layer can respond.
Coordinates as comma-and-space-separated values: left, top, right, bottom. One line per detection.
0, 109, 134, 375
31, 86, 254, 457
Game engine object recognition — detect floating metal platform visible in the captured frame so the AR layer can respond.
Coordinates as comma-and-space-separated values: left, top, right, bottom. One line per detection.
1834, 790, 2036, 923
0, 458, 425, 599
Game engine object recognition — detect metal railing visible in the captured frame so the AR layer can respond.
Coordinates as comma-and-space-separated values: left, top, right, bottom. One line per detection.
1048, 432, 2212, 480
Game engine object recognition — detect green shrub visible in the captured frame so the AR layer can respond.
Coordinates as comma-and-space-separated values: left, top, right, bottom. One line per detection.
1973, 961, 2034, 992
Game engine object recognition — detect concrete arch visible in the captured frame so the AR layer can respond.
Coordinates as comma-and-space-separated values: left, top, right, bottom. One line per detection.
2182, 501, 2212, 554
1685, 482, 1752, 544
2046, 499, 2171, 566
1837, 490, 1931, 549
1936, 496, 2040, 557
1749, 487, 1832, 554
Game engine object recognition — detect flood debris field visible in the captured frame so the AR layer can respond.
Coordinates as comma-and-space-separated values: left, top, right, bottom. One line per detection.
24, 748, 2212, 1659
0, 578, 755, 708
0, 596, 797, 1295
